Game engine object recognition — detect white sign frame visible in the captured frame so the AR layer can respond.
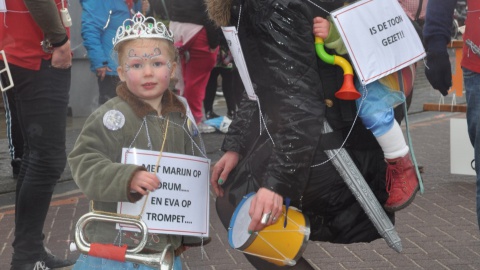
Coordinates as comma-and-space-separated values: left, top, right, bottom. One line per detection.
450, 118, 475, 176
117, 148, 210, 237
0, 0, 6, 12
330, 0, 425, 85
222, 26, 258, 101
0, 50, 14, 91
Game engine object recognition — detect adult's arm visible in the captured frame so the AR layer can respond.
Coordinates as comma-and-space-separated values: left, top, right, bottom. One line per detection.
80, 0, 113, 70
23, 0, 68, 46
422, 0, 457, 52
68, 109, 145, 203
222, 0, 325, 201
23, 0, 71, 68
221, 98, 259, 154
248, 1, 324, 201
422, 0, 457, 94
204, 18, 220, 49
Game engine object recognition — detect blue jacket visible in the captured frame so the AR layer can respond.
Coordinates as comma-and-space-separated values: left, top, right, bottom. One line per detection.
80, 0, 142, 76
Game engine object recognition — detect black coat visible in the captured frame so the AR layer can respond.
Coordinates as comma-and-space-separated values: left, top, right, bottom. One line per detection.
208, 0, 393, 245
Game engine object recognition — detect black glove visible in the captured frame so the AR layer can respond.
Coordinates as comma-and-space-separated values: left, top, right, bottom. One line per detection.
424, 51, 452, 96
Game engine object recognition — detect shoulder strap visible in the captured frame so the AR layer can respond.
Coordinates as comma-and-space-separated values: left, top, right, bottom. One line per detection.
414, 0, 423, 22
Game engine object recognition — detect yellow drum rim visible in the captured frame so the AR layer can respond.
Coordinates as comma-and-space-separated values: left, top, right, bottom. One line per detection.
228, 192, 311, 266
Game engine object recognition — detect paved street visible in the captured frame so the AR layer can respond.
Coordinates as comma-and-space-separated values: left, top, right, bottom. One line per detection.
1, 63, 479, 269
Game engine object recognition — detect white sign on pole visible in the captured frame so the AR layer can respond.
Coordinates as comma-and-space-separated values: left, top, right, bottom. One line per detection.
330, 0, 425, 85
222, 26, 258, 101
118, 148, 210, 237
0, 0, 6, 12
450, 118, 475, 176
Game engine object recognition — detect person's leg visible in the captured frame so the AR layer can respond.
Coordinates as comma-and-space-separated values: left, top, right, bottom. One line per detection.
10, 61, 71, 266
219, 68, 236, 118
464, 67, 480, 230
378, 121, 419, 212
97, 75, 119, 105
376, 121, 409, 159
2, 89, 24, 179
180, 28, 217, 124
204, 67, 220, 118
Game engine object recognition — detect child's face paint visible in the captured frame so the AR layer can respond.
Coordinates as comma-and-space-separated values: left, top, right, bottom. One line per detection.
117, 39, 175, 108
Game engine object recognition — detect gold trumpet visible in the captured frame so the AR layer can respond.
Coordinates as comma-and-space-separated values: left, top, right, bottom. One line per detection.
75, 212, 174, 270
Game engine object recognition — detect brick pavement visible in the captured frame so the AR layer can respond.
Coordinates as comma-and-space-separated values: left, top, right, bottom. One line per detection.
1, 112, 479, 270
1, 63, 480, 269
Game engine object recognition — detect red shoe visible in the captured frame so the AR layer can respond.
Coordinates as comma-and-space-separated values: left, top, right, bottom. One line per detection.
384, 153, 419, 212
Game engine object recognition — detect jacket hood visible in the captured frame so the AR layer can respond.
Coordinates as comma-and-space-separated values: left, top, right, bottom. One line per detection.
205, 0, 232, 27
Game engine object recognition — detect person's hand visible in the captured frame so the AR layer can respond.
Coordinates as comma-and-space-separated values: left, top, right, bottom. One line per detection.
424, 51, 451, 96
247, 188, 283, 233
130, 171, 160, 196
210, 151, 239, 197
96, 66, 112, 81
312, 17, 330, 39
51, 40, 72, 69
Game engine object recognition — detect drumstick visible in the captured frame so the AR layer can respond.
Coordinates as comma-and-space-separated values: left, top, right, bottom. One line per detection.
283, 197, 290, 228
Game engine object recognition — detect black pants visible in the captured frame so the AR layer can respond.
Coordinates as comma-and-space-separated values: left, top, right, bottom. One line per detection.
10, 60, 70, 265
204, 67, 237, 114
98, 75, 119, 105
2, 73, 24, 161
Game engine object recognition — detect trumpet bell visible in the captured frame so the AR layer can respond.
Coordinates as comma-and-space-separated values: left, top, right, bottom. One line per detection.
335, 74, 361, 100
75, 211, 174, 270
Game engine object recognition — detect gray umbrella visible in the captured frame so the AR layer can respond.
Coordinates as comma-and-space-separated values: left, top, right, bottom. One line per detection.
323, 121, 403, 253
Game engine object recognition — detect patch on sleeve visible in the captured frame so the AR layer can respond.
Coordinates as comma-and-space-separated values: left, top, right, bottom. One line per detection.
103, 110, 125, 131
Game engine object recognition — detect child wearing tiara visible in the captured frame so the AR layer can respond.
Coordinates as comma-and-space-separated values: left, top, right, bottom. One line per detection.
68, 13, 207, 269
313, 17, 419, 212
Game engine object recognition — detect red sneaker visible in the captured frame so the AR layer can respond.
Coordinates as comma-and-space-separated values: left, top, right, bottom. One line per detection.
384, 153, 419, 212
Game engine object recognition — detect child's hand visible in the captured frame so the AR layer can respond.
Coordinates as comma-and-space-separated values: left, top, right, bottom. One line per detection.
130, 171, 161, 196
313, 17, 330, 39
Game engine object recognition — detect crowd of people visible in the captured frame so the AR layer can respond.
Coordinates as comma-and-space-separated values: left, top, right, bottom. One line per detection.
0, 0, 479, 269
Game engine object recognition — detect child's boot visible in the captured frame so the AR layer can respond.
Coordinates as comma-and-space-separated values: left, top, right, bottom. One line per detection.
384, 153, 419, 212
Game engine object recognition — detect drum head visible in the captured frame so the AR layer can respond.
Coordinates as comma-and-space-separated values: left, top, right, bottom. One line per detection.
228, 192, 256, 249
227, 192, 311, 266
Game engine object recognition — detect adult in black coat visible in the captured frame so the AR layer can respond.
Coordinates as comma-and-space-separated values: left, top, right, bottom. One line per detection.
207, 0, 394, 268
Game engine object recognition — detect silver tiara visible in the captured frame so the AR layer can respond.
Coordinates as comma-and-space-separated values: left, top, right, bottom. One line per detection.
113, 13, 174, 49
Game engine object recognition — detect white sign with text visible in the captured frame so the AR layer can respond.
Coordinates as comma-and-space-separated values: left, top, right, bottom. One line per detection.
117, 148, 210, 237
450, 118, 475, 176
0, 0, 6, 12
331, 0, 425, 84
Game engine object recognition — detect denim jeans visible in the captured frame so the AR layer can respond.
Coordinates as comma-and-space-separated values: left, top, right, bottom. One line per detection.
72, 254, 183, 270
354, 79, 403, 137
9, 59, 70, 264
463, 67, 480, 230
